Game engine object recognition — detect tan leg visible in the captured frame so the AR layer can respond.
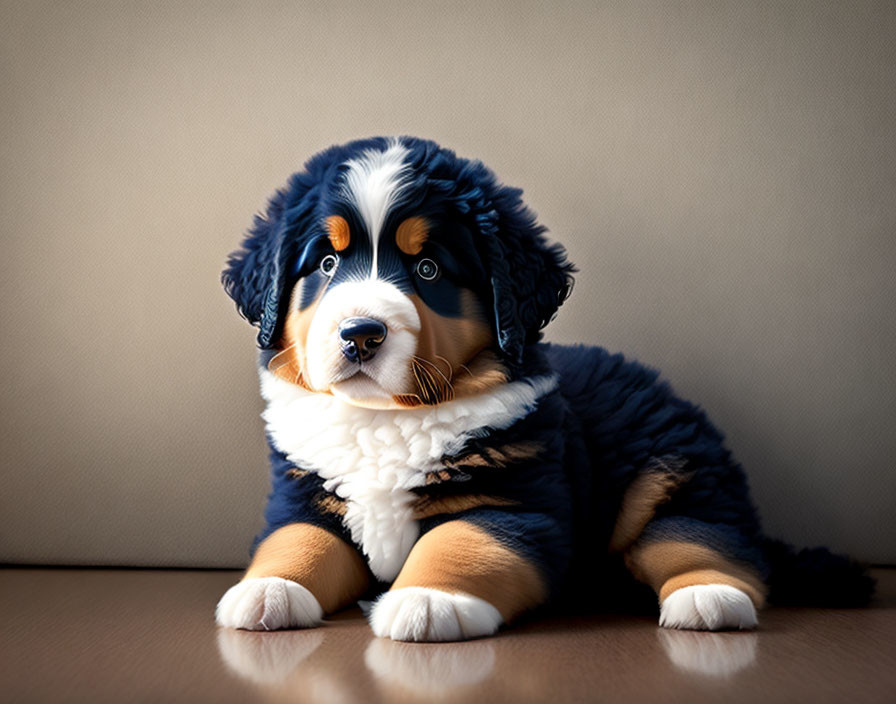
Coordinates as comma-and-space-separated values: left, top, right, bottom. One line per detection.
244, 523, 370, 614
626, 539, 766, 606
625, 539, 766, 630
370, 520, 547, 641
608, 467, 689, 553
216, 523, 369, 630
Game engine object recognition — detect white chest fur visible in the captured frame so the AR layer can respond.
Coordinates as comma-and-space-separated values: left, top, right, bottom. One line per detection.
259, 369, 557, 581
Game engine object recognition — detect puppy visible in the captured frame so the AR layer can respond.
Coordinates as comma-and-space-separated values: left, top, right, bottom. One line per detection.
217, 136, 872, 641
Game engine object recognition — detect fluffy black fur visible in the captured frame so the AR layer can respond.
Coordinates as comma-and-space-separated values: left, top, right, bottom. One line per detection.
224, 136, 874, 618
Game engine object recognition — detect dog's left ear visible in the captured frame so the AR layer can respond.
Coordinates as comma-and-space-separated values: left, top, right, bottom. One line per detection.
473, 184, 576, 364
222, 173, 320, 349
224, 142, 363, 347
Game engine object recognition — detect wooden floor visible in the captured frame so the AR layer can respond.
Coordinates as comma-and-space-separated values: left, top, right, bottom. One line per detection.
1, 568, 894, 703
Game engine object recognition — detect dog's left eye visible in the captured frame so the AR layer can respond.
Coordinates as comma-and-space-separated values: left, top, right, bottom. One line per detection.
319, 254, 339, 277
415, 258, 439, 281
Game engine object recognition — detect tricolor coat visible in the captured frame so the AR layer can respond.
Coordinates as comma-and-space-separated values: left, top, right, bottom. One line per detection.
216, 136, 872, 641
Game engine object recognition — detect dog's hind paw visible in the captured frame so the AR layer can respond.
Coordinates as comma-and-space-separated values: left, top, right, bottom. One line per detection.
659, 584, 758, 631
369, 587, 503, 642
215, 577, 323, 631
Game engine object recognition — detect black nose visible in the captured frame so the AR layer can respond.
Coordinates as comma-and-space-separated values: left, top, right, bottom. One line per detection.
338, 317, 387, 363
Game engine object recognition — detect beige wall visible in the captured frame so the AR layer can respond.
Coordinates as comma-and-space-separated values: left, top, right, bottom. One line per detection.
1, 1, 894, 567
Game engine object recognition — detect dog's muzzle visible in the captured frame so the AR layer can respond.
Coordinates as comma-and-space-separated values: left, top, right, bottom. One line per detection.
338, 317, 387, 363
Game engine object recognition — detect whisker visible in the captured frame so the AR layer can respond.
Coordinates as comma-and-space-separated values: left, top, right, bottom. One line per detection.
293, 360, 305, 386
412, 355, 455, 403
413, 359, 443, 403
412, 355, 447, 379
458, 363, 475, 379
413, 355, 455, 394
268, 343, 298, 371
432, 354, 455, 379
411, 359, 427, 392
411, 360, 432, 401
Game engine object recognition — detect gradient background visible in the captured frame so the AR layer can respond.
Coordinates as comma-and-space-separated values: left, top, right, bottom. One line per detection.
2, 1, 894, 568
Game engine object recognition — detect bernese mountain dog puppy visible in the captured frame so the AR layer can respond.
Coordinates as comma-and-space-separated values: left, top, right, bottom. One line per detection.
216, 136, 872, 641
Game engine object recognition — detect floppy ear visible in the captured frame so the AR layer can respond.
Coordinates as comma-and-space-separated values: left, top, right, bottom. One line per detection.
222, 172, 321, 349
223, 140, 392, 347
464, 181, 575, 364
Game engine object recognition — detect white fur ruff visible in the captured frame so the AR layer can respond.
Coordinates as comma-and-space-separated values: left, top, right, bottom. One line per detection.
659, 584, 758, 631
216, 577, 323, 631
369, 587, 503, 642
260, 369, 557, 581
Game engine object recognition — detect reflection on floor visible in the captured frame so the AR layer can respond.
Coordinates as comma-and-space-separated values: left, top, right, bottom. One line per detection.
1, 568, 894, 702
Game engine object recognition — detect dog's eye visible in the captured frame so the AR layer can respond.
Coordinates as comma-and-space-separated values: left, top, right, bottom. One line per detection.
319, 254, 339, 277
415, 258, 439, 281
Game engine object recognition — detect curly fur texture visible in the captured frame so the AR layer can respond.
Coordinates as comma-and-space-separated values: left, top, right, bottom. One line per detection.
222, 136, 574, 361
220, 137, 873, 641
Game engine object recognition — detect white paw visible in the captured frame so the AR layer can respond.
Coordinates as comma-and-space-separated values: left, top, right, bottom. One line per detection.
215, 577, 323, 631
369, 587, 503, 642
660, 584, 758, 631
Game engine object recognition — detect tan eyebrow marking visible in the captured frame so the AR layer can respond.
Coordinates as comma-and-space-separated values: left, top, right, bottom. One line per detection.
326, 215, 351, 251
395, 216, 429, 255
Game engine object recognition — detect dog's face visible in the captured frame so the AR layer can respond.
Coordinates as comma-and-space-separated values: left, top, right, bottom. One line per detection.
224, 137, 574, 408
277, 206, 495, 407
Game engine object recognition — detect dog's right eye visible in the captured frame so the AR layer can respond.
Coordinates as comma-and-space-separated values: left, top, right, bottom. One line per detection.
319, 254, 339, 277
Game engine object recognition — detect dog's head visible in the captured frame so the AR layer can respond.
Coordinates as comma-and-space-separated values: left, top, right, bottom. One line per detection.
223, 137, 574, 408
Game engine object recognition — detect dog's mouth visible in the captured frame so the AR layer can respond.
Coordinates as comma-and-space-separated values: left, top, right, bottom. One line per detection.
324, 360, 371, 386
329, 369, 401, 408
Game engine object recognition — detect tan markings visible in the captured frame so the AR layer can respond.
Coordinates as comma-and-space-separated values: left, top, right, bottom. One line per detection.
496, 442, 543, 463
269, 283, 326, 391
268, 343, 309, 388
625, 539, 767, 608
286, 467, 310, 479
316, 493, 347, 517
608, 470, 690, 552
425, 469, 454, 485
390, 520, 547, 622
395, 216, 430, 255
443, 452, 492, 470
411, 493, 518, 520
407, 291, 494, 405
244, 523, 369, 614
450, 348, 509, 397
392, 393, 424, 408
445, 441, 543, 470
326, 214, 351, 251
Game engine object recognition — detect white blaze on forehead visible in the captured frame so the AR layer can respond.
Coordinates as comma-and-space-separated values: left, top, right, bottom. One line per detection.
340, 138, 411, 276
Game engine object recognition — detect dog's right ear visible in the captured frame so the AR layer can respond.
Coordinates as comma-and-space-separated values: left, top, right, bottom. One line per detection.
222, 171, 321, 349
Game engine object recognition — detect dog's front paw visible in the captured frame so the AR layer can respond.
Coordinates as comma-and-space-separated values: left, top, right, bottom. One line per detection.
216, 577, 323, 631
369, 587, 503, 642
659, 584, 758, 631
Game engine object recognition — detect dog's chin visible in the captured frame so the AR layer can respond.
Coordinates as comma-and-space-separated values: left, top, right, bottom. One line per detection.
329, 372, 408, 410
